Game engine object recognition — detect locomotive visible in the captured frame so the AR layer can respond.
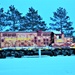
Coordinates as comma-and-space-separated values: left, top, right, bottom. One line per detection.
0, 31, 75, 58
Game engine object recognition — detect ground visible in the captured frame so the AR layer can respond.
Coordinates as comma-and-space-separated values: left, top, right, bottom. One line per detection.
0, 56, 75, 75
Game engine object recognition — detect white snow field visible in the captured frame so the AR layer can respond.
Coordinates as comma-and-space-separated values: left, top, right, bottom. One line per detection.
0, 56, 75, 75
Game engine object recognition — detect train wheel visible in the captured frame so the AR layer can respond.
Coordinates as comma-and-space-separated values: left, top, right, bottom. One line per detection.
30, 51, 34, 55
19, 51, 24, 56
14, 51, 22, 58
67, 50, 73, 56
67, 53, 71, 56
49, 51, 53, 56
14, 53, 22, 58
53, 50, 58, 56
1, 51, 6, 58
73, 50, 75, 55
61, 50, 67, 56
0, 53, 2, 58
26, 50, 34, 55
53, 52, 57, 56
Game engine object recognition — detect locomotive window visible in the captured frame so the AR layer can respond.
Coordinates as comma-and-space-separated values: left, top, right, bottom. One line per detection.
44, 42, 47, 44
43, 34, 46, 36
12, 34, 16, 36
44, 42, 46, 44
57, 36, 59, 39
43, 33, 50, 36
46, 39, 48, 41
43, 33, 47, 36
31, 40, 34, 42
43, 39, 45, 41
2, 39, 4, 42
34, 37, 37, 39
8, 34, 11, 36
59, 35, 61, 39
37, 33, 41, 36
46, 42, 49, 45
38, 40, 40, 42
43, 39, 48, 41
21, 42, 24, 45
34, 40, 37, 43
44, 42, 48, 45
3, 34, 7, 36
57, 35, 61, 39
47, 34, 50, 36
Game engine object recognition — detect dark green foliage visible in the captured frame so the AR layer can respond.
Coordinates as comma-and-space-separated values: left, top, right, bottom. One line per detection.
4, 6, 47, 32
49, 7, 75, 37
19, 16, 27, 31
5, 5, 22, 31
0, 8, 6, 31
23, 7, 47, 31
73, 36, 75, 43
0, 6, 74, 34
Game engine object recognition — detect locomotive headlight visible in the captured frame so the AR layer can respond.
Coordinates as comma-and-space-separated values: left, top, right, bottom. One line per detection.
16, 48, 20, 50
28, 48, 32, 50
0, 48, 2, 50
45, 48, 48, 50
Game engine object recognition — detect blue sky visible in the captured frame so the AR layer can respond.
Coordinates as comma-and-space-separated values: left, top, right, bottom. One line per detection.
0, 0, 75, 29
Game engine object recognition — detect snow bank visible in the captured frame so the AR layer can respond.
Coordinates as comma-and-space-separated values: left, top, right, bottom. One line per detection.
0, 56, 75, 75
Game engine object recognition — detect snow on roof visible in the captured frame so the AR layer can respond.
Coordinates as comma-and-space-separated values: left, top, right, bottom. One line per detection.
45, 30, 61, 34
52, 30, 61, 34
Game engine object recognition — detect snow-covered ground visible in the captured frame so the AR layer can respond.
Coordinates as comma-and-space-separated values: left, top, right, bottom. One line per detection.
0, 56, 75, 75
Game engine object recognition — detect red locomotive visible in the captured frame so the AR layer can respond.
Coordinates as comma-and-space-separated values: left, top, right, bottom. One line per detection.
0, 31, 75, 58
0, 31, 53, 47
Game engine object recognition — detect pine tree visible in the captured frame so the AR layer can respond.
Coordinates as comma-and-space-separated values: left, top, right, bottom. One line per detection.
19, 16, 27, 31
6, 5, 22, 31
23, 7, 47, 31
49, 7, 75, 37
64, 22, 75, 37
0, 8, 6, 31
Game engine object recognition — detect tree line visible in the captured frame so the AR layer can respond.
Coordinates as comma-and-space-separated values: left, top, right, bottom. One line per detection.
0, 5, 75, 37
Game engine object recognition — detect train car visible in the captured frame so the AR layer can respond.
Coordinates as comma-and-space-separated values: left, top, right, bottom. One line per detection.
0, 31, 54, 47
0, 31, 54, 58
0, 31, 75, 58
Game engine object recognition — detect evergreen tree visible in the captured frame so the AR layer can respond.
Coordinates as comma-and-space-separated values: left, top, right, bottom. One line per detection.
65, 22, 75, 37
23, 7, 47, 31
0, 8, 6, 31
19, 16, 27, 31
73, 36, 75, 43
6, 5, 22, 31
49, 7, 75, 37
